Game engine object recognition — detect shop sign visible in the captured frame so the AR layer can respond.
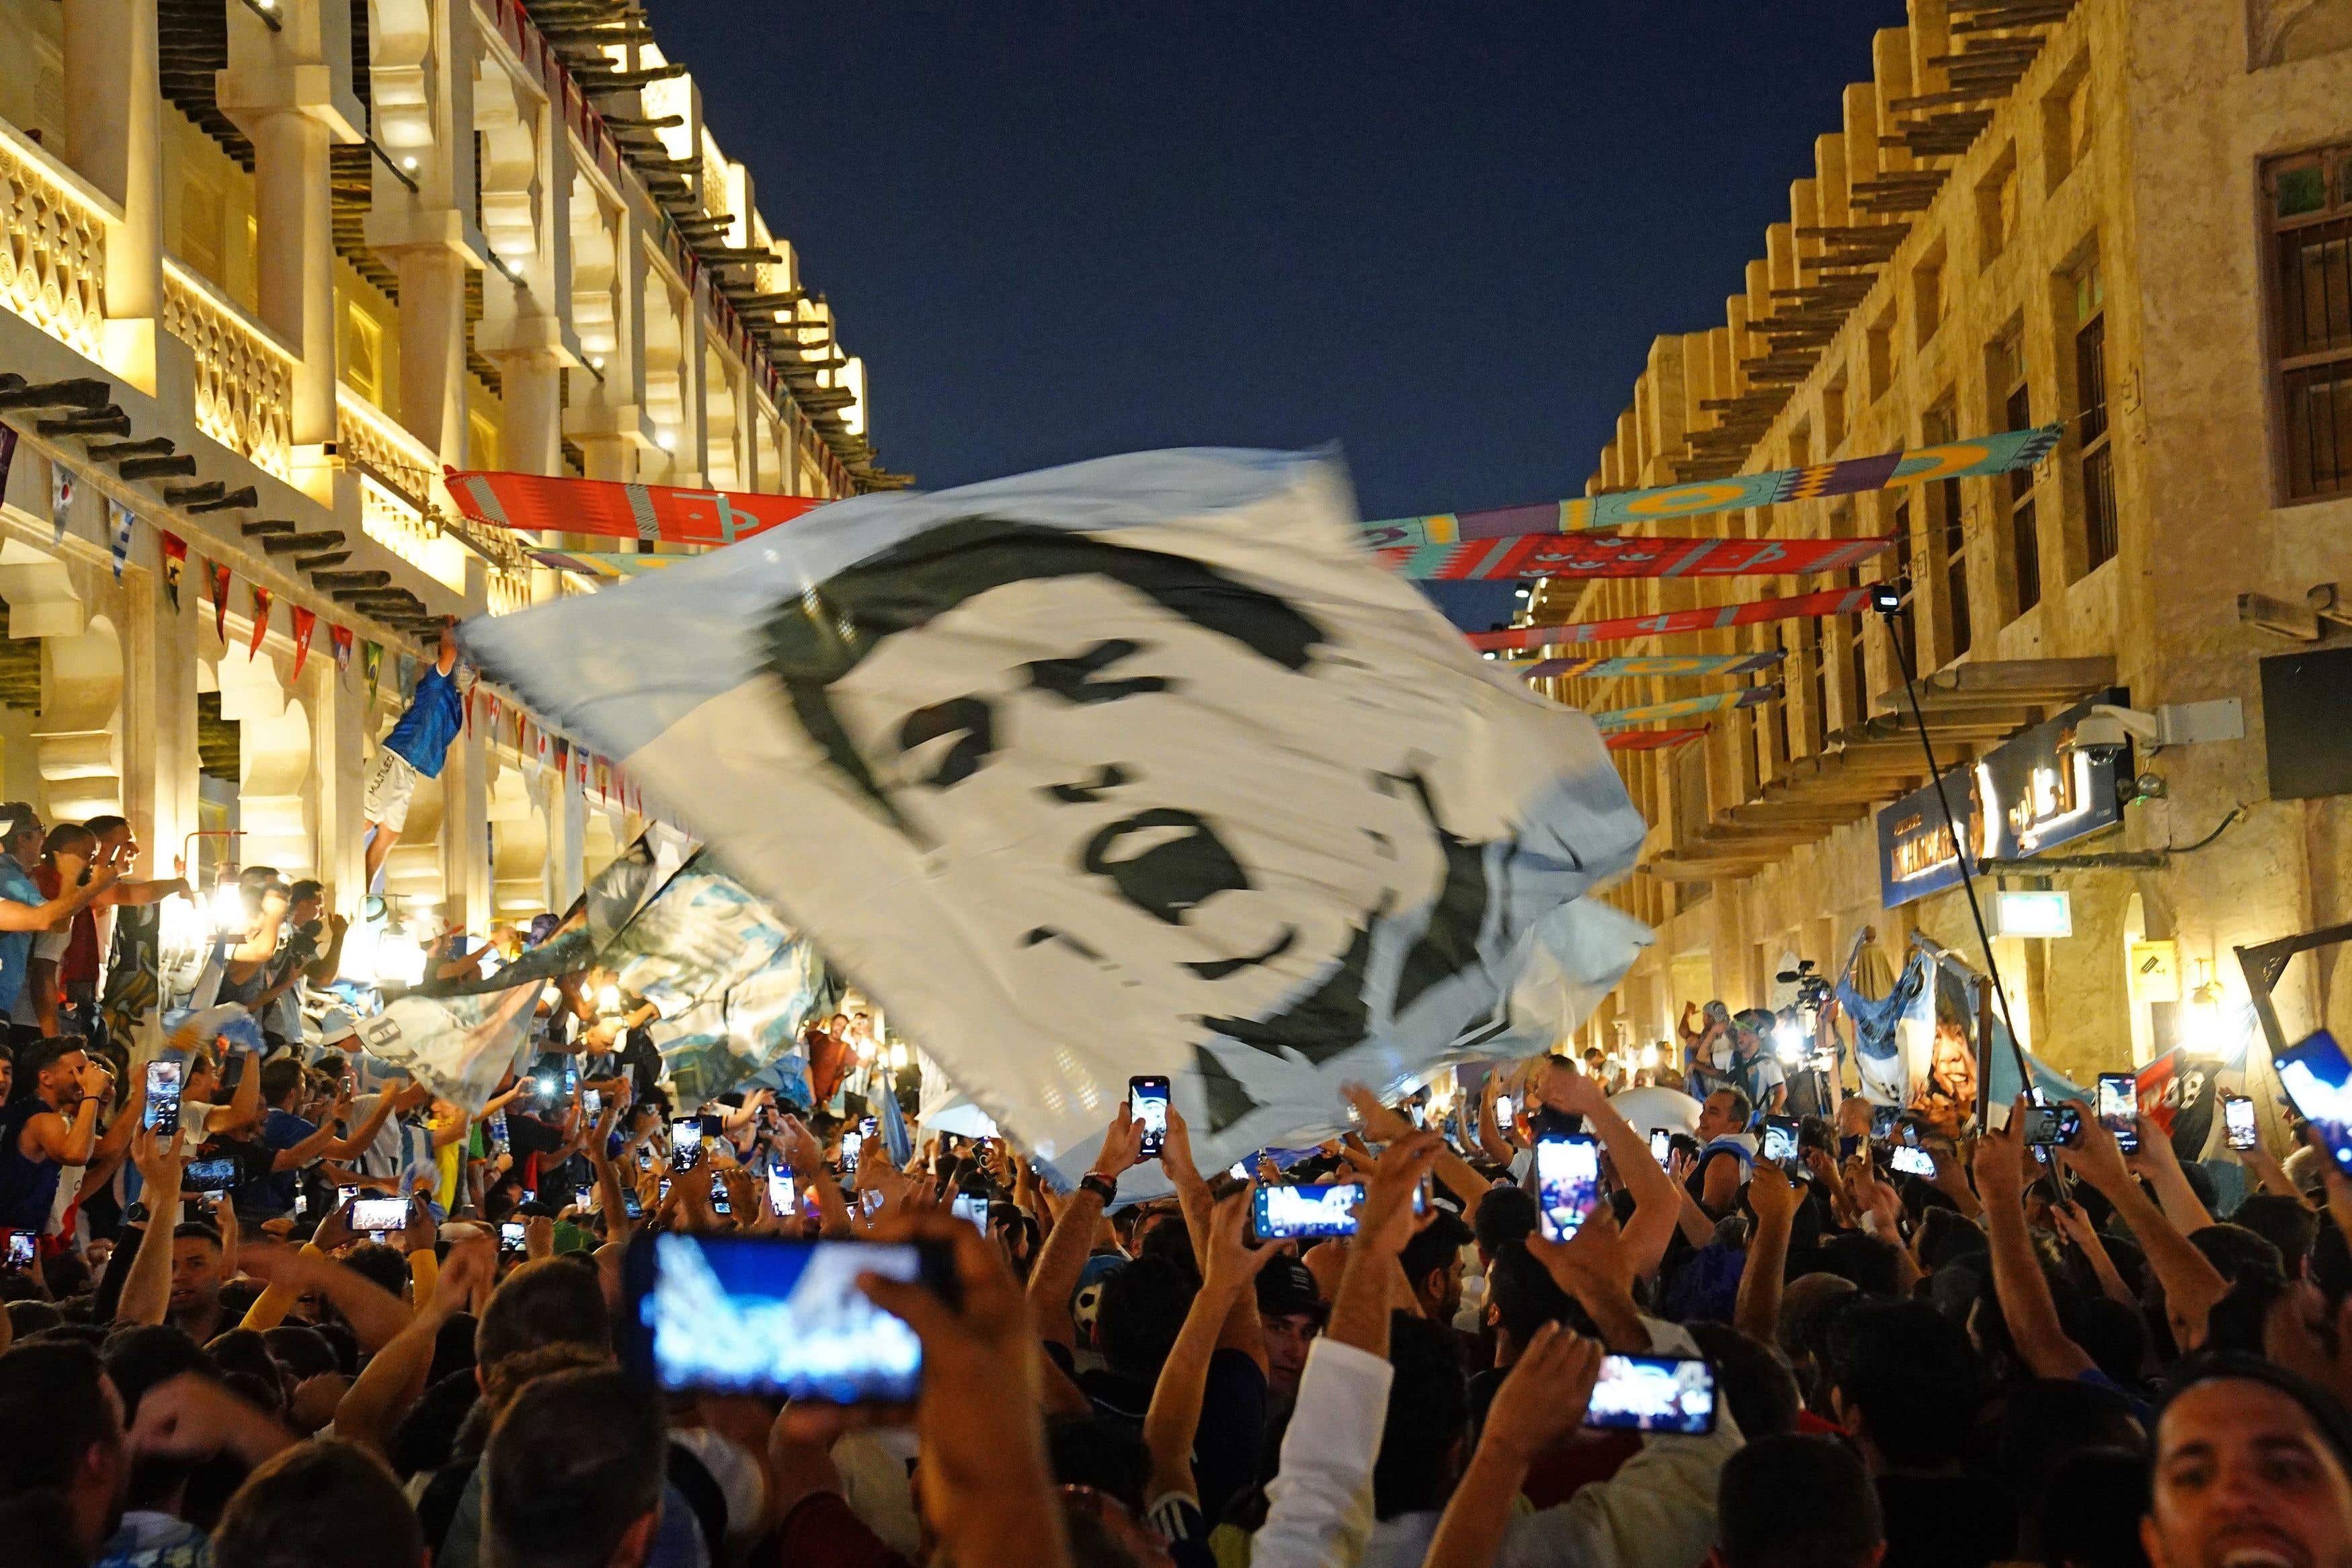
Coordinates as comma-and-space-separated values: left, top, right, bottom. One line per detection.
1877, 692, 2128, 909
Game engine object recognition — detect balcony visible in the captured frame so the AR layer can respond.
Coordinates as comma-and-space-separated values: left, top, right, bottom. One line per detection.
336, 392, 467, 592
161, 260, 294, 480
0, 120, 112, 362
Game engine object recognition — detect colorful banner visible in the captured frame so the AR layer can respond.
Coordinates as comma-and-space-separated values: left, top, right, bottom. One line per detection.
97, 903, 161, 1048
362, 640, 383, 704
160, 532, 187, 611
1359, 424, 2064, 548
1592, 687, 1774, 733
526, 549, 687, 580
290, 606, 317, 682
330, 624, 354, 679
1605, 727, 1709, 753
50, 461, 73, 545
108, 498, 133, 580
1469, 585, 1878, 653
1382, 530, 1890, 583
1502, 651, 1785, 682
208, 561, 233, 645
446, 468, 825, 548
0, 427, 17, 509
247, 586, 272, 658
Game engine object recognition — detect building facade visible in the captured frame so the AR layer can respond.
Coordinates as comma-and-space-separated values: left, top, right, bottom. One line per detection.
0, 0, 889, 979
1546, 0, 2352, 1091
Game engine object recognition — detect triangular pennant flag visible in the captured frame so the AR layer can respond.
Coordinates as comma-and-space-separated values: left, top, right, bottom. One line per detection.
247, 585, 272, 659
108, 499, 134, 581
362, 640, 383, 704
160, 532, 187, 611
289, 606, 317, 682
533, 726, 551, 778
208, 561, 233, 645
553, 739, 571, 788
50, 462, 74, 546
0, 427, 18, 509
330, 624, 354, 682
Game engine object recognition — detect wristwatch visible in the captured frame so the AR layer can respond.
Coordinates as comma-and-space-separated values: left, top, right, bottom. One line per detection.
1079, 1171, 1118, 1205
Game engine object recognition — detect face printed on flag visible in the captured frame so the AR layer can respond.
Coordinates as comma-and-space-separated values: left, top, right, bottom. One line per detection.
461, 449, 1649, 1186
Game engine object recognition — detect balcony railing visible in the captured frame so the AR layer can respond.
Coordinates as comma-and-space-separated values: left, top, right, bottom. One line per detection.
337, 393, 467, 592
161, 261, 294, 480
0, 120, 112, 361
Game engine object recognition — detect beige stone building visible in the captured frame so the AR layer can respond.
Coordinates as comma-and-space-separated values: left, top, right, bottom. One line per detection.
1547, 0, 2352, 1091
0, 0, 889, 994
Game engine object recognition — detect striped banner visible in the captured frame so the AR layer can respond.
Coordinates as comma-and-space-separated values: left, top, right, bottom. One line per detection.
1593, 687, 1775, 733
1470, 585, 1878, 653
1500, 651, 1785, 682
1605, 727, 1709, 753
1383, 531, 1888, 582
446, 470, 825, 547
1361, 423, 2062, 549
524, 549, 689, 579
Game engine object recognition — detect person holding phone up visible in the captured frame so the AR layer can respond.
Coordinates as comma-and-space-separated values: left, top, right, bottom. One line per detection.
0, 800, 117, 1046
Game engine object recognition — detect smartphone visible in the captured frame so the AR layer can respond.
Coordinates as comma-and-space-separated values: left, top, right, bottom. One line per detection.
293, 1189, 308, 1219
1130, 1075, 1171, 1160
2018, 1104, 2064, 1146
583, 1088, 602, 1116
1869, 1104, 1900, 1140
1760, 1116, 1800, 1164
1648, 1128, 1672, 1166
711, 1173, 733, 1216
2224, 1094, 2259, 1151
1888, 1145, 1937, 1178
622, 1232, 952, 1402
671, 1117, 705, 1173
336, 1185, 358, 1210
534, 1070, 561, 1103
575, 1185, 596, 1211
500, 1221, 527, 1253
1251, 1182, 1365, 1241
622, 1188, 645, 1219
1583, 1353, 1719, 1434
840, 1130, 862, 1175
1535, 1132, 1602, 1242
768, 1167, 796, 1216
351, 1197, 409, 1234
2097, 1072, 2140, 1155
143, 1060, 184, 1137
951, 1191, 990, 1231
184, 1157, 239, 1194
4, 1233, 34, 1269
1496, 1094, 1516, 1128
858, 1114, 878, 1141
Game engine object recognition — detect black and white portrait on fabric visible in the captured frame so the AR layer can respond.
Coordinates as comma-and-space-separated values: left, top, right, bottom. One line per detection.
461, 448, 1652, 1188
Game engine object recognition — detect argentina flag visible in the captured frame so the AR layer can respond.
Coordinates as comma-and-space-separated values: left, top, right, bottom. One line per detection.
460, 448, 1649, 1188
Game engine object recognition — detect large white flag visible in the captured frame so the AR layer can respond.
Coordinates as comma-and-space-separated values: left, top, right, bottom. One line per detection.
460, 449, 1648, 1185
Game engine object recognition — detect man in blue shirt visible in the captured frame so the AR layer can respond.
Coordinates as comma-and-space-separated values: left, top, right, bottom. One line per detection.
0, 802, 116, 1040
362, 620, 463, 894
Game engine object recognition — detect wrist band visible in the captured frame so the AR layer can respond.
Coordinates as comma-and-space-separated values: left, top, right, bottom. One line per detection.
1080, 1172, 1117, 1204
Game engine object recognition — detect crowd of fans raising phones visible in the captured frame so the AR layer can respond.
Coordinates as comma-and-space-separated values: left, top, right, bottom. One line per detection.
8, 955, 2352, 1568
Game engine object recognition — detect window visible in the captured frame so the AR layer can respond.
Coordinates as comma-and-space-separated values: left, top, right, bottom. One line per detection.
2043, 56, 2093, 193
467, 410, 500, 472
179, 169, 227, 288
1822, 375, 1847, 454
1914, 246, 1945, 349
1844, 566, 1869, 725
1924, 404, 1971, 659
1886, 499, 1916, 671
2267, 145, 2352, 500
2073, 258, 2117, 570
342, 304, 384, 406
1992, 330, 2040, 613
1867, 313, 1896, 401
1977, 151, 2019, 265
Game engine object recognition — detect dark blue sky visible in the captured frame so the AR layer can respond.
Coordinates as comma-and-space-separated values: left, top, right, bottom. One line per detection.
647, 2, 1908, 626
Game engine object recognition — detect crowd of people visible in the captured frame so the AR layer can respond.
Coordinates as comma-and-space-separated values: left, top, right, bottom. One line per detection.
4, 950, 2352, 1568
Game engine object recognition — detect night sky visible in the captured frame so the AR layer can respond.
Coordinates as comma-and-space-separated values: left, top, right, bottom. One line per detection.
644, 2, 1910, 626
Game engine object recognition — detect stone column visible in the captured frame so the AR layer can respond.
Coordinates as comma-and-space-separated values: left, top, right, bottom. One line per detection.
478, 323, 568, 477
62, 0, 163, 392
386, 237, 473, 468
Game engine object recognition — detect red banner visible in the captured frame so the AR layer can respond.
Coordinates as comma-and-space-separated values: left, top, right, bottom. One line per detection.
248, 587, 272, 659
1605, 727, 1709, 753
1469, 586, 1879, 653
1386, 532, 1890, 583
208, 562, 232, 645
290, 606, 317, 682
445, 469, 826, 548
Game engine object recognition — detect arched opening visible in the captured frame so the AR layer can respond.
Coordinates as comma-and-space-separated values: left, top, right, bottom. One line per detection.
214, 649, 313, 878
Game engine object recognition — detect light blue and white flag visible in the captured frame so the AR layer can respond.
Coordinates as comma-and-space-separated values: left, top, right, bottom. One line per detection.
109, 498, 134, 580
460, 448, 1650, 1188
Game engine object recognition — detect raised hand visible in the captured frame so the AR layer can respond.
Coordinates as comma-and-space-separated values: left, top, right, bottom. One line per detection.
1477, 1321, 1605, 1464
1090, 1100, 1146, 1182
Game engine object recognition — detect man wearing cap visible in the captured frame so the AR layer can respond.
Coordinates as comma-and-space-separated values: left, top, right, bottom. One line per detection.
2143, 1354, 2352, 1568
1256, 1255, 1326, 1403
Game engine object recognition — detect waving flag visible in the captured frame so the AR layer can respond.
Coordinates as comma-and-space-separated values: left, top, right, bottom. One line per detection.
460, 448, 1649, 1188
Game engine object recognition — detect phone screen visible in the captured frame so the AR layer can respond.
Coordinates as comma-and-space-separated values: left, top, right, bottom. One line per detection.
500, 1221, 527, 1251
2278, 1031, 2352, 1174
1760, 1118, 1799, 1163
623, 1233, 945, 1403
184, 1157, 239, 1194
1584, 1353, 1718, 1434
1252, 1182, 1363, 1240
1536, 1134, 1602, 1242
1869, 1104, 1900, 1139
575, 1186, 596, 1211
768, 1169, 796, 1216
840, 1130, 863, 1174
2097, 1073, 2140, 1153
671, 1118, 705, 1173
583, 1089, 602, 1116
351, 1198, 409, 1233
951, 1192, 990, 1231
711, 1173, 733, 1216
1129, 1076, 1170, 1159
1889, 1145, 1937, 1178
143, 1061, 184, 1136
1495, 1095, 1516, 1127
2225, 1095, 2259, 1151
1648, 1128, 1672, 1165
5, 1233, 34, 1268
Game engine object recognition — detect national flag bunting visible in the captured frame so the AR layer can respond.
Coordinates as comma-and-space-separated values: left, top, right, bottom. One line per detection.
290, 606, 317, 681
331, 624, 354, 680
108, 499, 134, 581
1469, 585, 1880, 653
208, 562, 233, 645
160, 533, 187, 610
247, 586, 272, 658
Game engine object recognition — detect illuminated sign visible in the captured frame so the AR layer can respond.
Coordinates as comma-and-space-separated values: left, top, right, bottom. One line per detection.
1877, 692, 2128, 909
1993, 889, 2074, 939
